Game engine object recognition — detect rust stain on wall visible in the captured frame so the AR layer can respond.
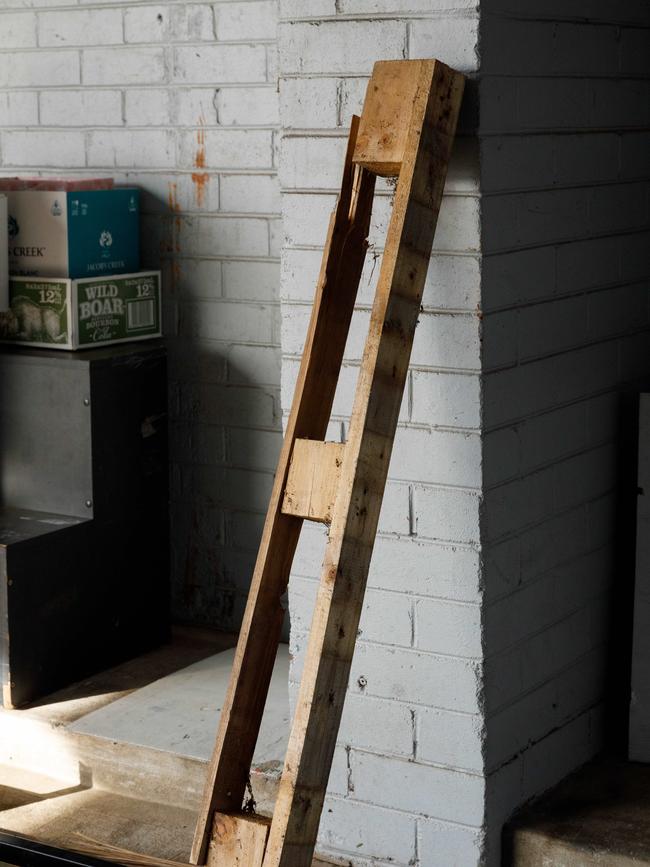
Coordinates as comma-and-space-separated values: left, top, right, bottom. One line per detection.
191, 115, 209, 208
158, 181, 178, 254
167, 180, 182, 253
191, 171, 208, 207
167, 180, 179, 214
195, 117, 206, 169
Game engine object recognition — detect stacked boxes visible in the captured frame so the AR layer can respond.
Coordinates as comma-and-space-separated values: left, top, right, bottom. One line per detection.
1, 179, 161, 350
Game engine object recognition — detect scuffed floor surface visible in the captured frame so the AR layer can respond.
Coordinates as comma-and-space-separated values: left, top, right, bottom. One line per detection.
506, 759, 650, 866
1, 782, 196, 861
0, 627, 302, 865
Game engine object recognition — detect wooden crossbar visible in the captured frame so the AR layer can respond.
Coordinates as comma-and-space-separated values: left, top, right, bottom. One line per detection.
192, 59, 465, 867
281, 440, 345, 524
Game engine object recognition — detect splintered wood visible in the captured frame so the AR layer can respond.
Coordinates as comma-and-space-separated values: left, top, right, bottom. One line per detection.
192, 59, 465, 867
353, 61, 422, 176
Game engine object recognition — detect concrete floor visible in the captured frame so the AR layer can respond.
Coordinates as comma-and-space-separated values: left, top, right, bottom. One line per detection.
69, 646, 290, 768
0, 628, 296, 864
506, 758, 650, 866
0, 785, 197, 862
6, 630, 650, 866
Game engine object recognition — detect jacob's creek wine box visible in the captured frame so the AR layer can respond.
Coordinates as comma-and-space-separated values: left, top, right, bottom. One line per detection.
6, 188, 139, 279
0, 271, 161, 350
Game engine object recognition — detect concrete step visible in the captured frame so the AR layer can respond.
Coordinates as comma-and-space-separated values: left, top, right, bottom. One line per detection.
505, 758, 650, 866
0, 628, 289, 815
0, 628, 345, 864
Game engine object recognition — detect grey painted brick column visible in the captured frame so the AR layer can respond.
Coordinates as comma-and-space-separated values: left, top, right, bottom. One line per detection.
480, 0, 650, 860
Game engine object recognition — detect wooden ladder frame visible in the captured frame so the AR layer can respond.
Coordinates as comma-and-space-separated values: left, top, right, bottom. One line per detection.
191, 59, 465, 867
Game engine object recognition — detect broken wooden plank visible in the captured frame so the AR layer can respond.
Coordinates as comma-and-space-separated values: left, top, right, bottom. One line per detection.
281, 440, 345, 524
352, 60, 422, 176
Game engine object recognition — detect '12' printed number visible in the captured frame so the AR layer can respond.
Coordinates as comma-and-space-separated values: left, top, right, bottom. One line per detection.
39, 288, 61, 305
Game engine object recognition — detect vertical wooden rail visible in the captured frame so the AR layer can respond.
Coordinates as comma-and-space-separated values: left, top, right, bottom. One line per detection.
193, 58, 464, 867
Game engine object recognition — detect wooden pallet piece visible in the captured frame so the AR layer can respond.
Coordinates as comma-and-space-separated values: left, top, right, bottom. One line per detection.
208, 814, 270, 867
282, 440, 345, 524
192, 58, 465, 867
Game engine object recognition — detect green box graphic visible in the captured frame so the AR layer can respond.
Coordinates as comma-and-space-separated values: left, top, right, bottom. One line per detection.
0, 271, 161, 350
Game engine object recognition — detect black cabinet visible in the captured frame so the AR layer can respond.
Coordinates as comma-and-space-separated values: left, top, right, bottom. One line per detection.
0, 342, 170, 707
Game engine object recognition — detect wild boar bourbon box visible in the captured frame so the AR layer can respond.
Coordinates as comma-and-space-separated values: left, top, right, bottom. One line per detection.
0, 271, 161, 350
6, 188, 140, 279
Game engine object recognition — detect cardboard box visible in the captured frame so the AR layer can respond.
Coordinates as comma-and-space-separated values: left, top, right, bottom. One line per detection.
0, 178, 113, 191
7, 188, 139, 279
0, 271, 161, 350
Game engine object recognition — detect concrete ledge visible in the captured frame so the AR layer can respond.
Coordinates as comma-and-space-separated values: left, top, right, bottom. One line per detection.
505, 759, 650, 866
0, 629, 289, 817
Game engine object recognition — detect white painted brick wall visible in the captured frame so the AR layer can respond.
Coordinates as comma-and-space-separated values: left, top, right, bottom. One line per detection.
0, 0, 281, 632
173, 44, 268, 83
41, 89, 123, 126
2, 12, 38, 47
84, 46, 167, 84
0, 50, 80, 87
39, 9, 124, 46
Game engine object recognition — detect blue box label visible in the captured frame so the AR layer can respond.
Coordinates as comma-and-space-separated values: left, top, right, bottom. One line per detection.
6, 188, 140, 279
67, 189, 140, 279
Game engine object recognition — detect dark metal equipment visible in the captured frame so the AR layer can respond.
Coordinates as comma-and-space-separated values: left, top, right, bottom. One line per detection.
0, 832, 121, 867
0, 341, 170, 708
